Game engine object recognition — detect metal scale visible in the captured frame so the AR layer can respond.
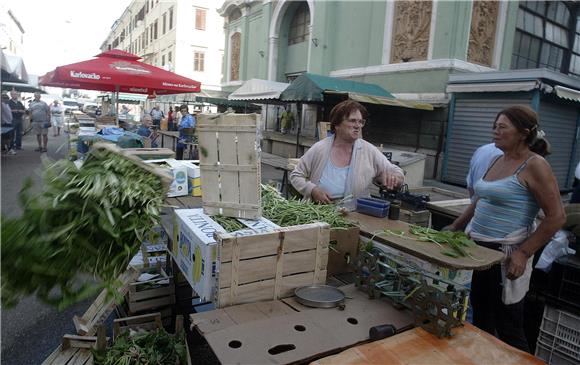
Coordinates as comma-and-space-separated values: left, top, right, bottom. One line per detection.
354, 248, 469, 338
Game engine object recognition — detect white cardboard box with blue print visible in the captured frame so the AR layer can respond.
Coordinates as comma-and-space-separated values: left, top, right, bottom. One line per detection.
175, 209, 226, 301
143, 159, 188, 197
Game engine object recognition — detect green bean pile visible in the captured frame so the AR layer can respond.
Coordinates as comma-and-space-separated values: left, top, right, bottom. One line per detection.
261, 184, 354, 229
1, 149, 166, 309
211, 215, 244, 232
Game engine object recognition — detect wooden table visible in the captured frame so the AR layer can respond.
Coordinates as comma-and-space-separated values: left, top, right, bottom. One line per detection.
346, 211, 503, 270
311, 322, 543, 365
261, 152, 295, 197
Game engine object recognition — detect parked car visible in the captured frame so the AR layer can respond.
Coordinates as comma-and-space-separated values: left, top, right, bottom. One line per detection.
83, 104, 100, 117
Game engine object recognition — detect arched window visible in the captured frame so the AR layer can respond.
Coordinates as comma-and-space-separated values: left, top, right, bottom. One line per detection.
229, 7, 242, 22
230, 32, 241, 81
288, 2, 310, 45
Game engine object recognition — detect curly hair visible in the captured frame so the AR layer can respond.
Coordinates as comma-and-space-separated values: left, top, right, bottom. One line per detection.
329, 100, 368, 132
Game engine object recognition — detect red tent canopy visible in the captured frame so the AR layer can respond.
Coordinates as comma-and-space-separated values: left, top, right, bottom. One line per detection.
39, 49, 201, 95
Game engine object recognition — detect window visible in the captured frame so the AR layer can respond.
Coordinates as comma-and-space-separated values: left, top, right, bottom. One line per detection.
511, 1, 579, 74
195, 8, 207, 31
154, 19, 158, 39
162, 55, 166, 66
194, 51, 205, 71
288, 2, 310, 45
230, 32, 241, 81
163, 13, 167, 34
169, 7, 174, 29
229, 8, 242, 22
168, 51, 172, 62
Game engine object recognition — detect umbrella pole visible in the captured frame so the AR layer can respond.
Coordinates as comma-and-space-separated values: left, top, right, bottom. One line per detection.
115, 86, 120, 123
295, 102, 302, 158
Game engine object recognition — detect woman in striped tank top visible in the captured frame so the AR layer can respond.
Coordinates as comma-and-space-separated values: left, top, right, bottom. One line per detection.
445, 105, 565, 352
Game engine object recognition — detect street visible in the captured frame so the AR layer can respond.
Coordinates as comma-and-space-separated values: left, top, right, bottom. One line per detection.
1, 131, 95, 365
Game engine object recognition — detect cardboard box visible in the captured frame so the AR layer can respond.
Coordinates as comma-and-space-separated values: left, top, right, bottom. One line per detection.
144, 159, 188, 197
123, 148, 175, 160
175, 160, 202, 197
175, 209, 226, 301
174, 209, 281, 302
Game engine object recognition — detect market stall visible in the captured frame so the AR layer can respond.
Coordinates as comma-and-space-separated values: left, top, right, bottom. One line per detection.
7, 113, 555, 365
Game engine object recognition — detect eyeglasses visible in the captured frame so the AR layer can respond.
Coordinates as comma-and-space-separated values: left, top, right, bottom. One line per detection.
344, 118, 366, 126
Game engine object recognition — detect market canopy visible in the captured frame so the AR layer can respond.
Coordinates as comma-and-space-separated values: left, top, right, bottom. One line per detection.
228, 79, 290, 101
279, 73, 394, 102
39, 49, 201, 96
1, 81, 45, 94
1, 50, 28, 83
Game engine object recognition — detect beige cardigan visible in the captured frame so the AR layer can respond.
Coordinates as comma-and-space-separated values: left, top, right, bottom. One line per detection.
289, 136, 404, 200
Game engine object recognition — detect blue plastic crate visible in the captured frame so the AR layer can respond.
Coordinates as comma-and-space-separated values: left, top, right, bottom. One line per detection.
357, 198, 390, 218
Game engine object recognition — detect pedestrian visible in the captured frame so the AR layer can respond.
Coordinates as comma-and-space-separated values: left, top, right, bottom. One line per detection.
444, 105, 565, 352
174, 106, 182, 127
1, 93, 16, 155
280, 106, 294, 134
176, 104, 196, 160
168, 106, 174, 131
50, 100, 65, 136
8, 90, 25, 150
466, 142, 503, 202
29, 92, 51, 153
136, 115, 158, 148
149, 104, 164, 128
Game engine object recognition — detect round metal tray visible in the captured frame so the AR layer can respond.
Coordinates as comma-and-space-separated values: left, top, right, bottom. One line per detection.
294, 285, 345, 308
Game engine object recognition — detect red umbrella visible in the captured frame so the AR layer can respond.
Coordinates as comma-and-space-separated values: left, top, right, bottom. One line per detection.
39, 49, 201, 95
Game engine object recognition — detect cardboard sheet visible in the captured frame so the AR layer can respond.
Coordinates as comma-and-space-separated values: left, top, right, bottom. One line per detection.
192, 285, 414, 365
348, 212, 503, 270
311, 323, 543, 365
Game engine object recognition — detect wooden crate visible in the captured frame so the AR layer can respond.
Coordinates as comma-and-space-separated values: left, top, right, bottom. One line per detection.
215, 222, 330, 308
399, 208, 431, 227
328, 227, 360, 276
42, 327, 107, 365
73, 268, 139, 336
197, 113, 262, 219
127, 266, 175, 314
112, 314, 192, 365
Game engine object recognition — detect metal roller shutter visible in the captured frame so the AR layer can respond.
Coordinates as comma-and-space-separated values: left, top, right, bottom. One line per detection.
539, 102, 579, 189
442, 95, 532, 185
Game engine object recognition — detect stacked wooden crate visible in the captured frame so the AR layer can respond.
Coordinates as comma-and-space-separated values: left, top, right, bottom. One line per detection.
125, 265, 175, 326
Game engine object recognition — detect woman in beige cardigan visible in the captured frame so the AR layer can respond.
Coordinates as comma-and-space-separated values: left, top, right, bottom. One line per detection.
290, 100, 404, 203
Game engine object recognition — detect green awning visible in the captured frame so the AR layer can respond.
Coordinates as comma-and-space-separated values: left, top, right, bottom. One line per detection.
346, 92, 434, 111
279, 73, 394, 102
195, 96, 254, 108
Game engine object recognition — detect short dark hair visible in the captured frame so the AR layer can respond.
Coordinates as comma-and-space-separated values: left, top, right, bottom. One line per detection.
180, 104, 188, 112
329, 100, 368, 132
495, 105, 550, 157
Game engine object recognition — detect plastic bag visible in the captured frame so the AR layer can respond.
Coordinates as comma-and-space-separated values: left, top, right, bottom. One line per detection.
535, 230, 575, 272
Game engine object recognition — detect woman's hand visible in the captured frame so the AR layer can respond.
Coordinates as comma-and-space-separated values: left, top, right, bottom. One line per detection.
311, 187, 332, 204
505, 249, 529, 280
382, 172, 404, 190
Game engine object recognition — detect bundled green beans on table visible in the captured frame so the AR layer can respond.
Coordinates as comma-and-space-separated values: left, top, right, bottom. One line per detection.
211, 215, 244, 232
261, 184, 354, 229
1, 148, 166, 309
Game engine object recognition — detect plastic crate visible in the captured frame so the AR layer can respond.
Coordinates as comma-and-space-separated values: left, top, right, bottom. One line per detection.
357, 198, 390, 218
547, 255, 580, 314
535, 305, 580, 365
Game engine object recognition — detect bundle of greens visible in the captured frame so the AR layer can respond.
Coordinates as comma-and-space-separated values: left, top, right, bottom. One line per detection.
261, 184, 354, 229
1, 148, 166, 309
92, 329, 187, 365
211, 215, 244, 232
408, 225, 477, 258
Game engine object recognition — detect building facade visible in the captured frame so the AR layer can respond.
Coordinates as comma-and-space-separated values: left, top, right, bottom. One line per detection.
100, 0, 225, 91
218, 0, 580, 181
0, 5, 25, 56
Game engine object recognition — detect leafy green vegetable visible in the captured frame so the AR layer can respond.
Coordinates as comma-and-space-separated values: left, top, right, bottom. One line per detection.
261, 184, 354, 229
92, 328, 187, 365
1, 148, 166, 309
211, 215, 244, 232
377, 225, 481, 260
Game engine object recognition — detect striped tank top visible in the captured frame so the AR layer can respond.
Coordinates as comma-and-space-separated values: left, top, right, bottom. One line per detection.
470, 156, 540, 239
